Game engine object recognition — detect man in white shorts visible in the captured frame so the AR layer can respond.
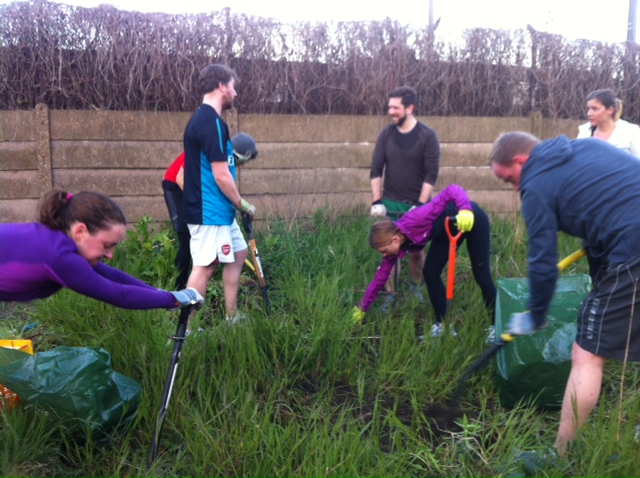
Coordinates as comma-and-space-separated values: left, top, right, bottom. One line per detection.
182, 64, 256, 321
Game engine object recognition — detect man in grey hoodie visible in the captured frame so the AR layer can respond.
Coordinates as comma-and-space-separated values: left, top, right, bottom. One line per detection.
489, 131, 640, 456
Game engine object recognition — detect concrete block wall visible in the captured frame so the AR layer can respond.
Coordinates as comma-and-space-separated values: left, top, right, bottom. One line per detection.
0, 105, 582, 225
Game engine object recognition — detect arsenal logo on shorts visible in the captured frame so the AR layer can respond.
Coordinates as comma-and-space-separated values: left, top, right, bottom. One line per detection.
221, 244, 231, 255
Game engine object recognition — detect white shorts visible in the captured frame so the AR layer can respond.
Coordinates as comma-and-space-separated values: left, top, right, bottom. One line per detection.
188, 220, 247, 266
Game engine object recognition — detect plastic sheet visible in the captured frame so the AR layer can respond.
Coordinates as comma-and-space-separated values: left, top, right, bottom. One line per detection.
0, 346, 141, 436
495, 275, 591, 409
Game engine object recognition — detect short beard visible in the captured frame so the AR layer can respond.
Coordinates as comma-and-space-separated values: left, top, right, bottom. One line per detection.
395, 115, 407, 127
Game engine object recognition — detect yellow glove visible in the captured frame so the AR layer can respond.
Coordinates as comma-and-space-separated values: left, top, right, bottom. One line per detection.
455, 209, 474, 232
351, 307, 365, 325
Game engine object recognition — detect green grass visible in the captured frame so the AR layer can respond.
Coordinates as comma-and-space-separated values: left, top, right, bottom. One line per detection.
1, 211, 639, 477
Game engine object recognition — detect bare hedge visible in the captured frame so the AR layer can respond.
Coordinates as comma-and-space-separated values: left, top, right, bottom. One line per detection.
1, 0, 639, 120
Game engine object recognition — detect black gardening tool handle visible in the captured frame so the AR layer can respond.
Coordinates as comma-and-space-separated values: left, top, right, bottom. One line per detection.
241, 212, 255, 241
443, 248, 587, 412
147, 305, 191, 470
447, 334, 513, 409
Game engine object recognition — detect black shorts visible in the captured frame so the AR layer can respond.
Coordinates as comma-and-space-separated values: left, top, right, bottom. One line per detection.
577, 253, 640, 361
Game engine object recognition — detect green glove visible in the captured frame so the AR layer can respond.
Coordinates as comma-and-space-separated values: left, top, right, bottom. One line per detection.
455, 209, 474, 232
351, 307, 365, 325
237, 198, 256, 219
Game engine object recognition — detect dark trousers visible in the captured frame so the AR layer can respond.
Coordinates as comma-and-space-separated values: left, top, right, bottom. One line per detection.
163, 181, 191, 290
422, 202, 496, 323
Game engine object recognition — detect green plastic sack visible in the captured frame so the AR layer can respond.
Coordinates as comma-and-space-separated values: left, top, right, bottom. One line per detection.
495, 275, 591, 409
0, 346, 141, 436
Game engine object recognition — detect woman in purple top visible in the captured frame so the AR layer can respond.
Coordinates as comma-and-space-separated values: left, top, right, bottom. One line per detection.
352, 184, 477, 326
0, 189, 203, 310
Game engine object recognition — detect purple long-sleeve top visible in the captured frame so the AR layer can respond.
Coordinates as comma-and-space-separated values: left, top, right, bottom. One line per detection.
357, 184, 472, 312
0, 223, 176, 309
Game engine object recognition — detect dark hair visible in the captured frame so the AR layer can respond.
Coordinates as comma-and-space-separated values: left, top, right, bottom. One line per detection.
586, 88, 623, 121
38, 189, 126, 233
198, 64, 237, 96
389, 86, 417, 109
489, 131, 541, 166
369, 218, 402, 249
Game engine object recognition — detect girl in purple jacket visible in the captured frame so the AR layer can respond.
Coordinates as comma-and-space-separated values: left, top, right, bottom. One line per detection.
353, 184, 496, 336
0, 189, 202, 310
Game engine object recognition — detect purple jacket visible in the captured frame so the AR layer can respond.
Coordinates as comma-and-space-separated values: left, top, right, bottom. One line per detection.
358, 184, 472, 312
0, 223, 176, 309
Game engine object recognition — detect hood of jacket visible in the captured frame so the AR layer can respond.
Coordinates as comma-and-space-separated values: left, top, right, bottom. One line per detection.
520, 135, 573, 193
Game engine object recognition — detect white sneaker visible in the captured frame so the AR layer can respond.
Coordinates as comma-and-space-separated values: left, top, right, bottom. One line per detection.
380, 293, 394, 313
185, 326, 205, 337
409, 283, 426, 304
507, 313, 548, 336
225, 312, 247, 326
431, 322, 457, 337
485, 325, 496, 344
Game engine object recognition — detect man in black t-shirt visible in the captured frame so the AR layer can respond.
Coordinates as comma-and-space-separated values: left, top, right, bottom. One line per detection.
369, 86, 441, 308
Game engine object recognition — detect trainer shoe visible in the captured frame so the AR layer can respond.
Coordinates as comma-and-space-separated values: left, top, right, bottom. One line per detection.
226, 313, 247, 326
506, 312, 548, 336
485, 325, 496, 344
380, 293, 395, 313
508, 447, 565, 476
185, 326, 205, 337
431, 322, 458, 337
409, 282, 426, 304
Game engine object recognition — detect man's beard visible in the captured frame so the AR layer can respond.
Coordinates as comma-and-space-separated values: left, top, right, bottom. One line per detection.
222, 90, 235, 111
393, 114, 407, 127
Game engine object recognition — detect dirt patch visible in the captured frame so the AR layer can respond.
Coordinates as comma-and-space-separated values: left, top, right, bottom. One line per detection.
287, 375, 472, 451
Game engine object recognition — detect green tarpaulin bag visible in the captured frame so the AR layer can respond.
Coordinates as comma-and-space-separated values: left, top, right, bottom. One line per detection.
0, 346, 141, 436
495, 275, 591, 409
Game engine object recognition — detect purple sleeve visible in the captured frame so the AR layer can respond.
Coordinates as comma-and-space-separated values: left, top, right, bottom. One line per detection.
358, 253, 405, 312
49, 252, 176, 310
94, 263, 161, 291
398, 184, 471, 244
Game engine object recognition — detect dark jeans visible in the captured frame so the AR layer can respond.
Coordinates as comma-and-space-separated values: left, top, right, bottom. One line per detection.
163, 181, 191, 290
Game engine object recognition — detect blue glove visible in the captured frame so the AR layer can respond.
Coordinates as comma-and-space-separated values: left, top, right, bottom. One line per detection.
506, 312, 548, 336
170, 287, 205, 310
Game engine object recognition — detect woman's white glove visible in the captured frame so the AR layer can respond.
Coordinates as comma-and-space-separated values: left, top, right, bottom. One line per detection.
170, 287, 205, 310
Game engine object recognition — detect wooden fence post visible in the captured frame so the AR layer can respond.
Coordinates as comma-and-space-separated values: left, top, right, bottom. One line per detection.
530, 110, 543, 138
35, 103, 53, 195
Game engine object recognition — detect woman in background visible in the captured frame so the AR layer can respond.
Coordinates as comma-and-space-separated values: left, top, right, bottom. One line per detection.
577, 89, 640, 279
577, 88, 640, 157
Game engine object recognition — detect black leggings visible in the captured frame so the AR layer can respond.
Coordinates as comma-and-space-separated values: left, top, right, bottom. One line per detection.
163, 181, 191, 290
422, 202, 496, 323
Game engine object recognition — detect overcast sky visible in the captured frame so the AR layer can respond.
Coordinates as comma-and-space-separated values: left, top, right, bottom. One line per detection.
4, 0, 638, 44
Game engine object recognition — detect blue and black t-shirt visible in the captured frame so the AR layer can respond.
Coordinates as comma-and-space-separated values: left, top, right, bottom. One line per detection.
183, 104, 237, 225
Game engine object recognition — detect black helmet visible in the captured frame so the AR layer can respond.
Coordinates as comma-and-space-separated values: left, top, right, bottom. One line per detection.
231, 132, 258, 165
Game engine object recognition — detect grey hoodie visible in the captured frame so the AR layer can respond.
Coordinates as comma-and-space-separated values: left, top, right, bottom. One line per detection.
520, 135, 640, 323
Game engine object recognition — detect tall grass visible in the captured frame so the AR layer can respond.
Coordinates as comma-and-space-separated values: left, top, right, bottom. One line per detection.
1, 211, 638, 477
